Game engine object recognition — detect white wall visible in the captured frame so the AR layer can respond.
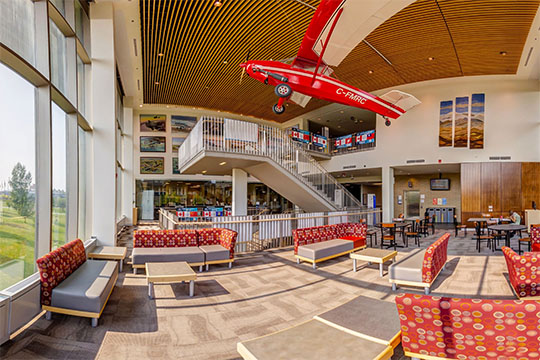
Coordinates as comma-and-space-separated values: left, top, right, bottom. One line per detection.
322, 75, 540, 172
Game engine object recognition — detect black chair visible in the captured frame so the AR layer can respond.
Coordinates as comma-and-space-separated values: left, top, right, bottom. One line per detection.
474, 221, 494, 252
405, 219, 421, 247
429, 214, 436, 235
453, 215, 467, 237
419, 218, 429, 237
366, 228, 378, 247
380, 223, 397, 250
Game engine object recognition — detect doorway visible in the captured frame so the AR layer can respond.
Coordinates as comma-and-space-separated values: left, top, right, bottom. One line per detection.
404, 190, 420, 218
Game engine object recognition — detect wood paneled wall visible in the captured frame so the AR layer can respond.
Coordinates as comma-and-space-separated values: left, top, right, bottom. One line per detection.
461, 162, 527, 225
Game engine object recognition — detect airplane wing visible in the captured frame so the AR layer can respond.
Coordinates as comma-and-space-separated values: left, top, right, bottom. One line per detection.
294, 0, 415, 68
289, 92, 312, 108
379, 90, 421, 112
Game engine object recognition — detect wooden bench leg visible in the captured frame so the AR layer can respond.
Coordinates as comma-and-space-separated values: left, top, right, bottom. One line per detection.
91, 318, 98, 327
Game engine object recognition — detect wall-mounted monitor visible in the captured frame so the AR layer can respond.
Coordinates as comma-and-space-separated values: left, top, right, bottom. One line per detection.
431, 178, 450, 191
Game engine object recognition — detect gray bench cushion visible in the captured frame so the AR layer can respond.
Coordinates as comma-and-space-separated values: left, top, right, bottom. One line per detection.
388, 249, 426, 283
297, 239, 353, 261
132, 247, 205, 265
199, 245, 230, 262
51, 260, 118, 313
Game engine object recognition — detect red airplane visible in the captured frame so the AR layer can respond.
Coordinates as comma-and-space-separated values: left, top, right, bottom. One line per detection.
240, 0, 420, 126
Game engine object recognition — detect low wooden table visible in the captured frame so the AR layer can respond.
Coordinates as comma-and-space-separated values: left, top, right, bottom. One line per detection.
146, 261, 197, 299
350, 248, 398, 277
87, 246, 127, 272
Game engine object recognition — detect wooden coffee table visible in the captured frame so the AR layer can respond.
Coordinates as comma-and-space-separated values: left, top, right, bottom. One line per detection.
146, 261, 197, 299
87, 246, 127, 272
350, 248, 398, 277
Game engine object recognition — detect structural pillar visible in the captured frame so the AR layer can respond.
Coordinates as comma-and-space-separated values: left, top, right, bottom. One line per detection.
382, 166, 394, 222
232, 168, 248, 216
90, 2, 117, 246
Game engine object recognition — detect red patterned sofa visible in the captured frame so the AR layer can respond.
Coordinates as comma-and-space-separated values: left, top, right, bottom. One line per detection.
502, 246, 540, 299
389, 233, 450, 294
36, 239, 118, 327
132, 228, 237, 273
395, 293, 540, 360
293, 222, 366, 269
531, 225, 540, 252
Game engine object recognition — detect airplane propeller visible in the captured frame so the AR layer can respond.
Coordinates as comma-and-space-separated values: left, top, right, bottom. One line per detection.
239, 50, 250, 85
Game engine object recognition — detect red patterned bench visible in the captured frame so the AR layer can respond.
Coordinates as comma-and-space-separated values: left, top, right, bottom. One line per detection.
395, 293, 540, 360
132, 228, 237, 273
389, 233, 450, 294
293, 223, 366, 269
502, 246, 540, 299
531, 225, 540, 252
36, 239, 118, 327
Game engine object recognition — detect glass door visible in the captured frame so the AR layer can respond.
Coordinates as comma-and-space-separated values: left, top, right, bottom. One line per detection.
404, 190, 420, 218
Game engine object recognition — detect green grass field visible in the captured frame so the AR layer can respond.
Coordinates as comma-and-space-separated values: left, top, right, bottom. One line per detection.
0, 201, 66, 290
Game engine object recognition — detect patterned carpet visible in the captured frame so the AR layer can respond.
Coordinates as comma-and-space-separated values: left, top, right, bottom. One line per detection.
0, 224, 522, 359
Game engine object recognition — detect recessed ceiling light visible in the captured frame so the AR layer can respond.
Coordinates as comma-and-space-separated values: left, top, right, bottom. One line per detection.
368, 70, 374, 74
223, 60, 228, 65
154, 81, 160, 85
139, 104, 143, 107
338, 125, 342, 128
428, 57, 435, 61
214, 0, 222, 7
219, 161, 227, 166
500, 51, 507, 56
202, 170, 207, 174
166, 105, 170, 108
158, 53, 164, 57
340, 110, 344, 113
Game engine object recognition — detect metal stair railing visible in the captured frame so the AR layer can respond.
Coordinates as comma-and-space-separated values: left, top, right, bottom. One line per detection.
178, 117, 363, 210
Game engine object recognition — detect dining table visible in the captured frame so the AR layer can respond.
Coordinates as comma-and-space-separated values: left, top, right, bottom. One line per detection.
487, 224, 527, 250
375, 222, 410, 248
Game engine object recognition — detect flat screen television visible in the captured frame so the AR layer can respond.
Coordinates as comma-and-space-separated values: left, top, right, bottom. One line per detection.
430, 178, 450, 191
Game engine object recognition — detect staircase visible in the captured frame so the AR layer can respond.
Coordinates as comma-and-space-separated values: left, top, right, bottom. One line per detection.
178, 117, 363, 212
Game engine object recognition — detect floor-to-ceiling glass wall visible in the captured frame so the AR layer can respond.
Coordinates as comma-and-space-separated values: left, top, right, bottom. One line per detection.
0, 63, 36, 290
51, 103, 67, 249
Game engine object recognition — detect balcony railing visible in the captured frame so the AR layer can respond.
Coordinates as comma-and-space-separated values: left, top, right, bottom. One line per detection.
178, 117, 363, 210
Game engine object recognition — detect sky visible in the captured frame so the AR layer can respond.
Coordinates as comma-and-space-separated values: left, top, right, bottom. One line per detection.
0, 63, 66, 192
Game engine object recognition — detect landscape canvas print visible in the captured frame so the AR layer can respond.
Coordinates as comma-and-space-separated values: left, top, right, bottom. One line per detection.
172, 157, 180, 174
140, 136, 166, 152
454, 96, 469, 148
140, 114, 166, 132
439, 100, 453, 147
172, 137, 186, 152
171, 115, 197, 132
470, 93, 485, 149
140, 157, 164, 174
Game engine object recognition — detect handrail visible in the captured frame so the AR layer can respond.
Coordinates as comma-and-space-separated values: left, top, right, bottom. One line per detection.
178, 117, 364, 210
159, 208, 381, 226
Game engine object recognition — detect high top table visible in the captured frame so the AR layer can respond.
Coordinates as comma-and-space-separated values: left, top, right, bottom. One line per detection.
488, 224, 527, 250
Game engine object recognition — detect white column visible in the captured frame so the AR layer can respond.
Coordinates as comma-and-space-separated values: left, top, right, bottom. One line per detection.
90, 2, 116, 246
382, 166, 394, 222
232, 168, 247, 216
122, 106, 134, 224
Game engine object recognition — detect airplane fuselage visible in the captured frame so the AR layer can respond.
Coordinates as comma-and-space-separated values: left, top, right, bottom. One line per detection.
241, 60, 404, 119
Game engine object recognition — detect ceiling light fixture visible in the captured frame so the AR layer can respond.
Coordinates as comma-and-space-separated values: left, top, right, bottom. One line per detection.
158, 53, 164, 57
202, 170, 207, 174
219, 161, 227, 166
500, 51, 507, 56
154, 81, 160, 85
428, 57, 434, 61
214, 0, 222, 7
368, 70, 374, 74
139, 104, 143, 107
223, 60, 228, 65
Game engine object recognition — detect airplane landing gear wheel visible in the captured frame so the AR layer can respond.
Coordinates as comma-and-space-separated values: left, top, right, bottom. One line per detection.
385, 118, 391, 127
275, 83, 292, 98
273, 103, 285, 114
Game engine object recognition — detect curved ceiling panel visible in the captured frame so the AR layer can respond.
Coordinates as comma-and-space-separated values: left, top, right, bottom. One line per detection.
140, 0, 539, 122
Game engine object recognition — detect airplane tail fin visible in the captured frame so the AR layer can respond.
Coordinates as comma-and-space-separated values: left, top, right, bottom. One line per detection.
380, 90, 421, 112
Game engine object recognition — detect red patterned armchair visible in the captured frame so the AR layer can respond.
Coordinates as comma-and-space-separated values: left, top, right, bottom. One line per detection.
36, 239, 118, 327
395, 293, 540, 360
197, 228, 237, 259
502, 246, 540, 299
531, 225, 540, 252
293, 222, 367, 269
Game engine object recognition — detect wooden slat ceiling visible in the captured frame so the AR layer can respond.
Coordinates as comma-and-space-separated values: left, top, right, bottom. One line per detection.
140, 0, 539, 122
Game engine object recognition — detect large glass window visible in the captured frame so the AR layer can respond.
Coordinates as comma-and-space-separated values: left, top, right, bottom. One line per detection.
49, 0, 65, 16
78, 126, 87, 240
0, 63, 36, 290
74, 0, 89, 48
77, 55, 86, 117
0, 0, 35, 65
51, 103, 67, 249
49, 20, 67, 94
